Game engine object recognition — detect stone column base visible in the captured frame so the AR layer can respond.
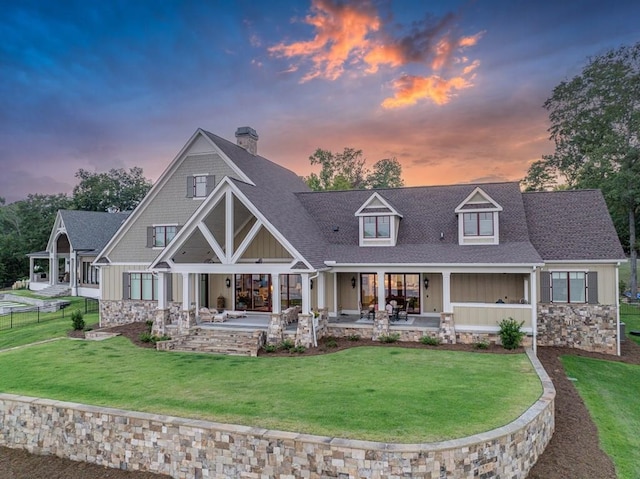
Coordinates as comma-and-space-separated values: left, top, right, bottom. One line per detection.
439, 312, 456, 344
372, 310, 390, 341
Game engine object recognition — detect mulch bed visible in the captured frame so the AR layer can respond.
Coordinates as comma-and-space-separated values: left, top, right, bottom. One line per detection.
2, 328, 639, 478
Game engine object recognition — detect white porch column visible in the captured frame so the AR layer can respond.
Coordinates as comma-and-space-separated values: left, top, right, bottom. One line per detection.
71, 251, 78, 295
182, 273, 191, 310
332, 272, 338, 317
29, 256, 35, 282
301, 273, 311, 315
157, 273, 167, 310
377, 270, 386, 312
530, 269, 538, 354
49, 251, 56, 286
271, 273, 281, 314
195, 274, 201, 312
317, 272, 326, 309
442, 271, 452, 313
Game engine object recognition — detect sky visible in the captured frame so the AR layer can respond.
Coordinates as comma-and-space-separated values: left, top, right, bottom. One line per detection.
1, 0, 639, 204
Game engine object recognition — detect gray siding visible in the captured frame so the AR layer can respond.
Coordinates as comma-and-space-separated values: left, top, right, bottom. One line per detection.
109, 152, 237, 263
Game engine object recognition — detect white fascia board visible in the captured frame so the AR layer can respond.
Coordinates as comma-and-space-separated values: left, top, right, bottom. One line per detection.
150, 178, 231, 268
229, 183, 314, 271
320, 263, 543, 273
454, 186, 503, 213
199, 129, 254, 186
46, 211, 65, 252
354, 191, 403, 217
543, 259, 626, 264
169, 263, 308, 274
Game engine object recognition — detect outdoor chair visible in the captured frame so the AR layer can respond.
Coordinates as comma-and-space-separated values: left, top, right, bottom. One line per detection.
199, 307, 214, 323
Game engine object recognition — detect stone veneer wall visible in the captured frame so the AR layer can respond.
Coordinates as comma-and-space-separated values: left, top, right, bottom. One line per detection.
100, 301, 184, 329
537, 303, 618, 354
0, 349, 554, 479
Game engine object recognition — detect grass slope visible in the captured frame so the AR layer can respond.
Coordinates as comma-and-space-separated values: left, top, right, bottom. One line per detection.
561, 356, 640, 479
0, 338, 541, 443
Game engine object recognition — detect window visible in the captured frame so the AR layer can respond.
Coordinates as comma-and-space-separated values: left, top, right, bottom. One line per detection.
235, 274, 271, 311
280, 274, 302, 309
129, 273, 158, 300
363, 216, 390, 238
187, 174, 214, 198
153, 226, 177, 247
463, 212, 493, 236
81, 261, 99, 285
551, 272, 586, 303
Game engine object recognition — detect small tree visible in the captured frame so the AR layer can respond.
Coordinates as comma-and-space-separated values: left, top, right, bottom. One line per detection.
498, 318, 525, 350
71, 310, 85, 331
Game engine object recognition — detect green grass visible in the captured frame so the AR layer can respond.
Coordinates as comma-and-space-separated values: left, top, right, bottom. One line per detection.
620, 303, 640, 346
0, 338, 542, 443
561, 356, 640, 479
0, 296, 97, 349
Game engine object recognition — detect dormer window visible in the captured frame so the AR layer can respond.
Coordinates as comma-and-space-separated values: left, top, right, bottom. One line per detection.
355, 192, 402, 247
463, 212, 494, 236
364, 216, 390, 238
455, 187, 503, 245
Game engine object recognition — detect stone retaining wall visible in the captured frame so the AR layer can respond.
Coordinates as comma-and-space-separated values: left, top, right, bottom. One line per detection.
537, 303, 618, 354
0, 350, 554, 479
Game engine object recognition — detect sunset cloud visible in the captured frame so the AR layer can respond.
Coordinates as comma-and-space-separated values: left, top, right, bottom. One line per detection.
381, 74, 473, 108
268, 1, 483, 107
268, 0, 380, 82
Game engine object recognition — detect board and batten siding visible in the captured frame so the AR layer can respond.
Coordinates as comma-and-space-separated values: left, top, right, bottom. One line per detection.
453, 305, 532, 328
450, 273, 527, 304
109, 144, 237, 263
422, 273, 442, 314
102, 266, 181, 302
537, 263, 617, 305
240, 226, 292, 260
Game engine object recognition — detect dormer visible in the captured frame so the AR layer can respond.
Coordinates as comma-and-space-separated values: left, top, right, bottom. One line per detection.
454, 187, 503, 245
355, 192, 403, 247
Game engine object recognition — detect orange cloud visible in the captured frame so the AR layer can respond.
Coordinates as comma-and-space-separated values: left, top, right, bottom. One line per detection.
268, 0, 380, 82
381, 74, 473, 108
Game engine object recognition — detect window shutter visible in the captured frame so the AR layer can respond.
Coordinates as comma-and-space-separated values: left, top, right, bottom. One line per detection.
146, 226, 154, 248
587, 272, 598, 304
206, 175, 215, 195
540, 271, 551, 303
186, 176, 194, 198
122, 272, 131, 300
166, 273, 173, 302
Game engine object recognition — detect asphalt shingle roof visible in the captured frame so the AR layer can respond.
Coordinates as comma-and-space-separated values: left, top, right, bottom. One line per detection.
522, 190, 626, 261
59, 210, 130, 254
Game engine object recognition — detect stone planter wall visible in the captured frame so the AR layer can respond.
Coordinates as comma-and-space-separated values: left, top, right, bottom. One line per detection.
0, 351, 554, 479
537, 303, 618, 354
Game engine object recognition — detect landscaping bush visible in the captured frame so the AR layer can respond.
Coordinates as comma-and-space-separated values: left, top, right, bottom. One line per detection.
325, 338, 338, 348
139, 332, 171, 344
71, 310, 85, 331
420, 335, 440, 346
347, 334, 361, 341
473, 340, 490, 350
139, 331, 153, 343
262, 344, 277, 353
378, 333, 400, 343
278, 338, 295, 351
498, 317, 525, 350
291, 345, 306, 354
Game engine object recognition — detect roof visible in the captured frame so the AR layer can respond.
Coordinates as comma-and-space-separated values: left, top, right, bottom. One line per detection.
59, 210, 130, 254
295, 182, 543, 265
522, 190, 626, 261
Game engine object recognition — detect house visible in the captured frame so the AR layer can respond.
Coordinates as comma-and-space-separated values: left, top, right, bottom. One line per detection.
37, 126, 626, 355
28, 210, 129, 298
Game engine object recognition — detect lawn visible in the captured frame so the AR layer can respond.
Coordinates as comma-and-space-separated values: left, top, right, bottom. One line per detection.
561, 356, 640, 479
0, 295, 97, 350
620, 302, 640, 346
0, 336, 542, 443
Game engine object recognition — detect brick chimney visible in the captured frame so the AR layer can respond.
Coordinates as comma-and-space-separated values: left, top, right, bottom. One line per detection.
235, 126, 258, 155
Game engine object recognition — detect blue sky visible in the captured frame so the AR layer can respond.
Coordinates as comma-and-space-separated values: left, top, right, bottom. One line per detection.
1, 0, 638, 204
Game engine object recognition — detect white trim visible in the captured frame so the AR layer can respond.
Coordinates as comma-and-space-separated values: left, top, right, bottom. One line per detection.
615, 262, 621, 356
169, 263, 309, 274
354, 192, 403, 218
451, 302, 532, 309
543, 259, 625, 264
231, 221, 263, 264
197, 223, 226, 263
454, 187, 503, 213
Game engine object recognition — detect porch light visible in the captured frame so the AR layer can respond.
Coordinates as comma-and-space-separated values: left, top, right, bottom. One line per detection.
423, 277, 429, 289
351, 276, 356, 289
225, 277, 231, 288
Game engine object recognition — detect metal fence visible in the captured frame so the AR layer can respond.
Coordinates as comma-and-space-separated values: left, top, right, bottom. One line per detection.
0, 298, 99, 332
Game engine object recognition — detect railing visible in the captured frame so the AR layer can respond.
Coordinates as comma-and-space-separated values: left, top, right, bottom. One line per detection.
85, 297, 99, 314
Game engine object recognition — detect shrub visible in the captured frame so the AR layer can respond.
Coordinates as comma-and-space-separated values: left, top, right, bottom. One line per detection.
140, 332, 171, 344
325, 338, 338, 348
378, 333, 400, 343
278, 339, 295, 351
263, 344, 277, 353
71, 310, 85, 331
498, 318, 526, 350
145, 320, 154, 330
347, 334, 361, 341
291, 345, 306, 354
139, 331, 153, 343
420, 335, 440, 346
473, 340, 490, 350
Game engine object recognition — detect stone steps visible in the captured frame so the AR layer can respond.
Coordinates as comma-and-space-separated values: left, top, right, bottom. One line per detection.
157, 327, 265, 357
37, 284, 71, 298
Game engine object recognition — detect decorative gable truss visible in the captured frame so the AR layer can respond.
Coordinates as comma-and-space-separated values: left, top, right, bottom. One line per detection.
454, 187, 503, 245
354, 192, 403, 247
151, 177, 310, 274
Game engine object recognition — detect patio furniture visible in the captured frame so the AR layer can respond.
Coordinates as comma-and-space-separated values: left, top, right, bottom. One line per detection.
226, 310, 247, 318
199, 307, 214, 323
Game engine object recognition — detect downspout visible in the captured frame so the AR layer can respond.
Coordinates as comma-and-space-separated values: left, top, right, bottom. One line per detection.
531, 266, 538, 356
309, 271, 319, 347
